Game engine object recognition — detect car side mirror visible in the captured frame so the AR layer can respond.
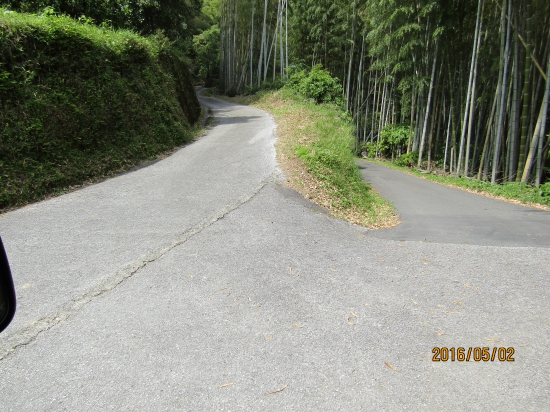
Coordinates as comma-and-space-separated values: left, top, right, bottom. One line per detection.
0, 236, 16, 333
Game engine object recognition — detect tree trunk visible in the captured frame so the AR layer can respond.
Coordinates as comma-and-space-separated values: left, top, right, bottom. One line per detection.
516, 0, 533, 180
418, 39, 439, 168
492, 0, 512, 184
279, 0, 284, 77
458, 0, 483, 176
257, 0, 267, 87
464, 0, 484, 177
477, 87, 499, 180
346, 0, 357, 111
250, 0, 254, 88
444, 104, 452, 172
521, 49, 550, 182
285, 0, 288, 75
508, 11, 521, 182
407, 56, 417, 154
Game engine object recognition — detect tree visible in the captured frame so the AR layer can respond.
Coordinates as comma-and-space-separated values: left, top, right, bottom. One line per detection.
3, 0, 203, 41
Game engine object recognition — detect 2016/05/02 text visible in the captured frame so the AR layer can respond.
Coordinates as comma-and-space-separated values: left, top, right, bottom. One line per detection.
432, 347, 515, 362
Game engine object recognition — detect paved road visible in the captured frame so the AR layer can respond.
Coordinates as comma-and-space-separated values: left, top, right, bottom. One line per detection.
0, 94, 549, 411
357, 160, 550, 247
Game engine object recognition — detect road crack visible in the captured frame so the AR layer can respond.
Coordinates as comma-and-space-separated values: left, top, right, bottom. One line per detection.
0, 174, 278, 361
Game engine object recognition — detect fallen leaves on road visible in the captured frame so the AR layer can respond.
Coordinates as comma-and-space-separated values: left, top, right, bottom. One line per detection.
263, 384, 288, 396
384, 362, 397, 371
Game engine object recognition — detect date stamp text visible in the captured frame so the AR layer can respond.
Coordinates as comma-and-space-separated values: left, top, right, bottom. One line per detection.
432, 347, 515, 362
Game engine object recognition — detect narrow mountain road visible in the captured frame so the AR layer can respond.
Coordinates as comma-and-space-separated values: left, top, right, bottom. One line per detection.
357, 160, 550, 247
0, 94, 548, 411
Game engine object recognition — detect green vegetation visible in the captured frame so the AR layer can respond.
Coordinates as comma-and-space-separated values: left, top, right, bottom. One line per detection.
192, 24, 220, 87
286, 64, 344, 105
291, 103, 373, 210
3, 0, 548, 216
366, 158, 550, 208
0, 9, 201, 211
218, 0, 550, 187
394, 151, 418, 168
359, 123, 409, 160
222, 80, 397, 228
1, 1, 203, 41
191, 0, 221, 86
2, 1, 219, 83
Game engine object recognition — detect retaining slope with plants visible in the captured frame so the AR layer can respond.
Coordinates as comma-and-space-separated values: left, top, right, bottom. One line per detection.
223, 70, 397, 229
0, 10, 201, 211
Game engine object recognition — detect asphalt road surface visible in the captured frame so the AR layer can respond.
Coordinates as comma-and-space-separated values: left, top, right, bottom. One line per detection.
0, 93, 549, 411
357, 160, 550, 247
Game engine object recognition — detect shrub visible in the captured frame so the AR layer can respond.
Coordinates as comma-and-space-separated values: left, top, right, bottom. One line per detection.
379, 124, 409, 158
395, 152, 419, 167
287, 64, 344, 105
358, 142, 378, 158
539, 182, 550, 197
193, 24, 220, 86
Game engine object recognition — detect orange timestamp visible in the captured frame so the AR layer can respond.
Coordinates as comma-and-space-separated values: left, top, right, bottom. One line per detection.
432, 347, 515, 362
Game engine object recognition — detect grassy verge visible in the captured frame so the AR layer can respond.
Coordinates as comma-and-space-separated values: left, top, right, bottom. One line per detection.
222, 88, 398, 228
365, 158, 550, 209
0, 10, 201, 213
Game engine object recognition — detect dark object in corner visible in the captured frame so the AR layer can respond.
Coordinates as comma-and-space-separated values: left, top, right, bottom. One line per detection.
0, 236, 16, 334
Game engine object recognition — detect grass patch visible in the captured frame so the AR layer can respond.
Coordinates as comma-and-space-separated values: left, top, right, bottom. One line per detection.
0, 9, 201, 213
365, 158, 550, 209
221, 88, 398, 228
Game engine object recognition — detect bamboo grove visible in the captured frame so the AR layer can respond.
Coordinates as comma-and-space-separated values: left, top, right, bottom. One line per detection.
219, 0, 288, 94
219, 0, 550, 185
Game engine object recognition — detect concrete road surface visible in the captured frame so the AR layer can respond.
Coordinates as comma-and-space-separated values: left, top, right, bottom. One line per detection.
0, 93, 549, 411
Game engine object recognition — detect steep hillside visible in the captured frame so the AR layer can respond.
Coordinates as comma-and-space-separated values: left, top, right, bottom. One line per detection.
0, 10, 201, 211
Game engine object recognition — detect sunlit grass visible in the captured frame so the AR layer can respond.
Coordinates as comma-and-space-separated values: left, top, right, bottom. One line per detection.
223, 88, 398, 228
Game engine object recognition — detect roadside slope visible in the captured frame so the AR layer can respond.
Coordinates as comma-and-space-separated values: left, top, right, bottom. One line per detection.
0, 10, 200, 211
221, 88, 398, 229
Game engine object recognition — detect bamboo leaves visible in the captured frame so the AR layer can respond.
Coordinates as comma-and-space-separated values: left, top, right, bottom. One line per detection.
218, 0, 550, 185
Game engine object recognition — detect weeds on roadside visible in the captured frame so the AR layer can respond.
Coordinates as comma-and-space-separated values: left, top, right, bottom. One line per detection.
223, 87, 397, 228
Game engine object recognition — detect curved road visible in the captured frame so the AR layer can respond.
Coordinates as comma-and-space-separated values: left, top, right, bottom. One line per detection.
0, 94, 549, 411
357, 160, 550, 247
